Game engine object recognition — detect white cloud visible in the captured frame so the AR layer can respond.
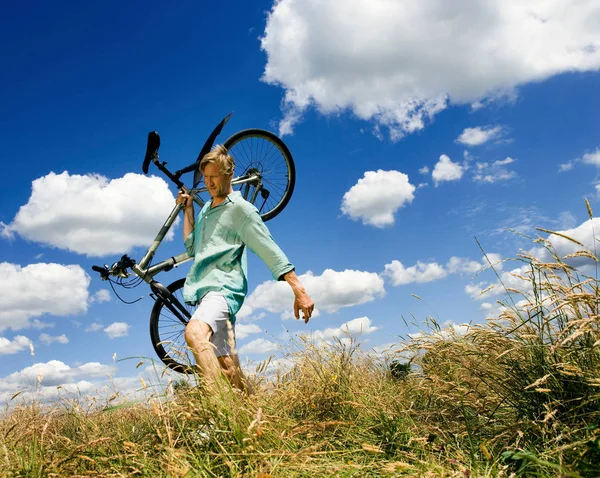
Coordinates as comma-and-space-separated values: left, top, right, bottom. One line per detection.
39, 333, 69, 345
446, 257, 485, 274
261, 0, 600, 139
1, 172, 177, 257
341, 170, 415, 227
260, 357, 295, 376
481, 252, 505, 271
432, 154, 464, 186
581, 148, 600, 166
368, 342, 397, 357
383, 260, 447, 285
0, 262, 89, 332
465, 282, 492, 300
4, 380, 98, 403
235, 323, 262, 340
0, 335, 32, 355
558, 147, 600, 172
558, 161, 575, 172
239, 269, 386, 319
384, 253, 503, 286
104, 322, 130, 339
493, 158, 515, 167
0, 360, 171, 403
0, 360, 116, 391
546, 218, 600, 267
308, 317, 379, 343
91, 290, 111, 303
465, 265, 532, 300
473, 157, 517, 183
239, 338, 279, 355
419, 166, 430, 175
85, 322, 104, 332
456, 126, 504, 146
408, 320, 471, 342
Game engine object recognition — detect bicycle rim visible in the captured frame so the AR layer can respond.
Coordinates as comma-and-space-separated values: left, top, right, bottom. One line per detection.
149, 278, 195, 374
223, 129, 296, 221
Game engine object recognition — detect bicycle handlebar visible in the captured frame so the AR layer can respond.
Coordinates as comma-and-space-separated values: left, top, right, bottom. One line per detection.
92, 255, 136, 281
91, 265, 109, 280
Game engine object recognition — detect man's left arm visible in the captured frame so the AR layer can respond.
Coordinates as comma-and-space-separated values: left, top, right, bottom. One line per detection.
239, 210, 315, 322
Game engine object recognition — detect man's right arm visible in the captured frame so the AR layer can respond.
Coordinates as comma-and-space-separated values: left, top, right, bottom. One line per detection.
177, 192, 194, 241
183, 203, 194, 240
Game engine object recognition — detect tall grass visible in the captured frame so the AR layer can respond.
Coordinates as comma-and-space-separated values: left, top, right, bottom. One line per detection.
1, 216, 599, 476
401, 208, 600, 476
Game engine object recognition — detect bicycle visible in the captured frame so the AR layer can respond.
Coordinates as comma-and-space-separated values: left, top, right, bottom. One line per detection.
92, 113, 296, 374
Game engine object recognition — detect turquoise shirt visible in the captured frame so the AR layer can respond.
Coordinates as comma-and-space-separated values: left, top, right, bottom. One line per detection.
183, 191, 294, 323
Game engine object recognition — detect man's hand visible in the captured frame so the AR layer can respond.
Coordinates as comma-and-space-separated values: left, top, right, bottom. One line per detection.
283, 270, 314, 323
176, 190, 192, 208
177, 190, 195, 241
294, 291, 315, 323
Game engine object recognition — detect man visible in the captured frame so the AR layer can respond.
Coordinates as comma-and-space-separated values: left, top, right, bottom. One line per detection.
176, 145, 314, 394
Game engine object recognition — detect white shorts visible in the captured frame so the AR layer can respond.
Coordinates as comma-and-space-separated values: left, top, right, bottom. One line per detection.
190, 291, 236, 357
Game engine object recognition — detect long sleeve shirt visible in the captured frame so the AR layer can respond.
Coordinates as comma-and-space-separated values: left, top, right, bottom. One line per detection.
182, 191, 294, 323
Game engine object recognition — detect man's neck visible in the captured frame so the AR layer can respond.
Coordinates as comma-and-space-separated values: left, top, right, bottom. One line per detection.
211, 190, 233, 207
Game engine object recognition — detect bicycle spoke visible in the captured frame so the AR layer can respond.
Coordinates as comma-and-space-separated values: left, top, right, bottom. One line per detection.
224, 132, 294, 221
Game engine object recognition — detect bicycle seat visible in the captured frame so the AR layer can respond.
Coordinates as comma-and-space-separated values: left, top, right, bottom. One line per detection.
142, 131, 161, 174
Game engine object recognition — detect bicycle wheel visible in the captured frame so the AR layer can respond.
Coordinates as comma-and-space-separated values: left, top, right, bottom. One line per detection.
149, 278, 195, 374
223, 129, 296, 221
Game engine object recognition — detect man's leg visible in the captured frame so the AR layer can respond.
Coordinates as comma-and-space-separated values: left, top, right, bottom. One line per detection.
184, 320, 222, 387
211, 313, 253, 395
185, 292, 249, 392
217, 354, 253, 395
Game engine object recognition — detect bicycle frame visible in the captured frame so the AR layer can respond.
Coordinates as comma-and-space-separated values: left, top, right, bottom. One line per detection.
93, 115, 279, 329
91, 120, 295, 373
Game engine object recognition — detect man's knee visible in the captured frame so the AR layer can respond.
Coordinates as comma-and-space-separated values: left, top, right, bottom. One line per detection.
184, 320, 213, 345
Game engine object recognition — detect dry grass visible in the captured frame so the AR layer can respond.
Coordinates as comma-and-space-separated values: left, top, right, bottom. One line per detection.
0, 342, 503, 477
2, 222, 600, 477
401, 231, 600, 477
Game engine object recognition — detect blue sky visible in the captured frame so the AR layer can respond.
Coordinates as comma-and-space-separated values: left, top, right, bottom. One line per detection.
2, 1, 600, 402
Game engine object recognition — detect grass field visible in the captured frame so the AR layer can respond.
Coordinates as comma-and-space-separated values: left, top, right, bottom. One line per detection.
2, 210, 600, 477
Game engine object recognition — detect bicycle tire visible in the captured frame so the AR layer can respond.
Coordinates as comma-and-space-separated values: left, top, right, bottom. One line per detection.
149, 278, 195, 374
222, 129, 296, 221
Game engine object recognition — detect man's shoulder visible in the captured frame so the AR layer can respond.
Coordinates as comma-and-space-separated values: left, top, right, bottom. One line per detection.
228, 192, 259, 216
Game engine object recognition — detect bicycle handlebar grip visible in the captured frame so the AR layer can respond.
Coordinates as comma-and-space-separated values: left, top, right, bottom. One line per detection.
92, 265, 109, 280
143, 131, 161, 174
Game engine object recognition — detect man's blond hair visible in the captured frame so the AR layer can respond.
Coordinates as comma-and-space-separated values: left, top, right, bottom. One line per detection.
200, 144, 235, 176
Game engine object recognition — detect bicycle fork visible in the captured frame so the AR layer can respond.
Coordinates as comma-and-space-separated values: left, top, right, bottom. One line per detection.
150, 281, 191, 325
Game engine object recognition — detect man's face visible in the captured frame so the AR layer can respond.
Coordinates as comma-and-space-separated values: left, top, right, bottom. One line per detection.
202, 162, 232, 199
